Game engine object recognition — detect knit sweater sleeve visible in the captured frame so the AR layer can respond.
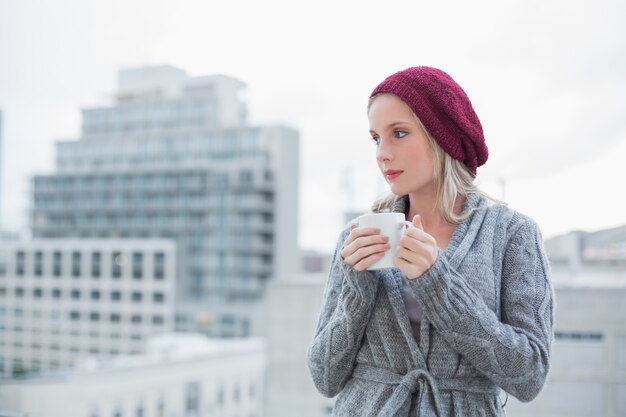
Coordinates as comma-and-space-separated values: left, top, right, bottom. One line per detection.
408, 218, 554, 402
307, 228, 381, 398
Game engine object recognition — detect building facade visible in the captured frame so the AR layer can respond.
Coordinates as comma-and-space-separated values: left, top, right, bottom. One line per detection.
30, 66, 299, 336
0, 334, 267, 417
0, 239, 176, 379
260, 273, 334, 417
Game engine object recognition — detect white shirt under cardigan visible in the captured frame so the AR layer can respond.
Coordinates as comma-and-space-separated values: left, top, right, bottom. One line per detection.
307, 193, 555, 417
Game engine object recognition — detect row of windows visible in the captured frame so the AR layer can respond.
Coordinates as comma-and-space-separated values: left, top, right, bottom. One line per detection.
0, 251, 166, 280
34, 171, 273, 191
1, 288, 166, 303
3, 342, 141, 354
34, 214, 272, 230
1, 326, 162, 339
86, 380, 259, 417
58, 151, 270, 173
554, 331, 604, 341
2, 311, 165, 325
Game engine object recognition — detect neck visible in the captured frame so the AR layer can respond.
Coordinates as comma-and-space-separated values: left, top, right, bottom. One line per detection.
406, 190, 465, 231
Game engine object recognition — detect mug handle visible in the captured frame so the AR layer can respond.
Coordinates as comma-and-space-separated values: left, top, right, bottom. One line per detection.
398, 220, 413, 232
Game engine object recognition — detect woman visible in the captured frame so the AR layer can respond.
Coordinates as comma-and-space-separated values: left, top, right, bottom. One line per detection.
307, 66, 554, 416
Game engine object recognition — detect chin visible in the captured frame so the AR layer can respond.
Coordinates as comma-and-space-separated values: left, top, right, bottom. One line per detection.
388, 184, 408, 196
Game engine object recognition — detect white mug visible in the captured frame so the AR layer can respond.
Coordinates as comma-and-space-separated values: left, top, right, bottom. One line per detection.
357, 212, 413, 270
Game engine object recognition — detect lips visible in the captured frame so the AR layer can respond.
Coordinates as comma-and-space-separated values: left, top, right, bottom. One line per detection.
384, 169, 403, 180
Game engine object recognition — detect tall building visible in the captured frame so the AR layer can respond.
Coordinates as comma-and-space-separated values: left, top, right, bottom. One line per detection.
31, 66, 299, 337
0, 333, 267, 417
0, 238, 177, 378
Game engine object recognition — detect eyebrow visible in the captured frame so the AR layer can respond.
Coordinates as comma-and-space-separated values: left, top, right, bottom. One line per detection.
369, 121, 414, 134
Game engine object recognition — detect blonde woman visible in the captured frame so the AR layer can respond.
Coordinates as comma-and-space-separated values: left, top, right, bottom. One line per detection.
307, 67, 554, 416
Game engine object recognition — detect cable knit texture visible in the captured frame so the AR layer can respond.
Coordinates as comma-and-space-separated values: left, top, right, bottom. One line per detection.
307, 194, 555, 416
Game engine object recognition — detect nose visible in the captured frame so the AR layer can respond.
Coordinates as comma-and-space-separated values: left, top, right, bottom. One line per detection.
376, 137, 392, 163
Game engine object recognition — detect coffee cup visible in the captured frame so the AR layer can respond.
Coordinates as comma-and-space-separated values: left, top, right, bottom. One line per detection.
357, 212, 413, 270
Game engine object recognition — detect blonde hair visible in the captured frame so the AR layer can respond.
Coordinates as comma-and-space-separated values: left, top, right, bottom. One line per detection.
369, 93, 503, 223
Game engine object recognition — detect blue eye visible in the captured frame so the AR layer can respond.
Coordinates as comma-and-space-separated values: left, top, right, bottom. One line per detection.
394, 130, 408, 138
371, 135, 380, 145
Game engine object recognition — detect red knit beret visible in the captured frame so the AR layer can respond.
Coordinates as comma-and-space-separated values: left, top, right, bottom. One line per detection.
370, 66, 488, 175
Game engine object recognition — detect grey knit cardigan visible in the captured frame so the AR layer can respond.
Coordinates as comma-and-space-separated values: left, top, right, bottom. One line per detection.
307, 193, 555, 417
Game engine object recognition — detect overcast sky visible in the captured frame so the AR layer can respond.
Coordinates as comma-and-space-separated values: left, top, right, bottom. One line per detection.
0, 0, 625, 251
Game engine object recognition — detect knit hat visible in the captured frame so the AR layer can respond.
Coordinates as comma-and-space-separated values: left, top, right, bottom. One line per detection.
370, 66, 488, 174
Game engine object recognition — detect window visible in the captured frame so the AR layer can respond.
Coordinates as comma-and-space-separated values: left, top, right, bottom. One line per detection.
89, 312, 100, 322
53, 251, 62, 277
91, 290, 101, 301
152, 315, 164, 325
34, 251, 43, 276
33, 288, 43, 298
0, 253, 7, 276
70, 311, 80, 320
111, 291, 122, 301
157, 398, 165, 417
16, 251, 25, 276
153, 292, 165, 303
72, 251, 81, 277
132, 252, 143, 279
91, 252, 101, 278
131, 314, 142, 324
110, 313, 121, 323
131, 292, 142, 302
239, 170, 253, 184
71, 289, 81, 299
154, 252, 165, 280
233, 384, 240, 402
52, 289, 62, 299
112, 252, 123, 279
185, 381, 200, 414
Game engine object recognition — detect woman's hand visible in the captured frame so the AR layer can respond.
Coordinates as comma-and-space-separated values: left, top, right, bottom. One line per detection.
341, 226, 390, 271
395, 215, 438, 280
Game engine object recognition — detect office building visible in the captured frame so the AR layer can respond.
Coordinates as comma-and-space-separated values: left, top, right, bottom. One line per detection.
0, 238, 176, 379
260, 273, 334, 417
0, 333, 267, 417
30, 66, 299, 336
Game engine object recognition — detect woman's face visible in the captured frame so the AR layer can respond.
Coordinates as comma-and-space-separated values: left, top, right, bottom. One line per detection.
368, 94, 435, 197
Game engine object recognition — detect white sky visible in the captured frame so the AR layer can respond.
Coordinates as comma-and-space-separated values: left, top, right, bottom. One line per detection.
0, 0, 625, 252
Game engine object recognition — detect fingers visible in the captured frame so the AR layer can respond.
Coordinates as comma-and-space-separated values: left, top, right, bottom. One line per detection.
342, 239, 390, 270
351, 250, 386, 272
403, 226, 437, 247
412, 214, 424, 230
344, 226, 383, 246
396, 225, 438, 279
393, 254, 432, 279
341, 226, 390, 270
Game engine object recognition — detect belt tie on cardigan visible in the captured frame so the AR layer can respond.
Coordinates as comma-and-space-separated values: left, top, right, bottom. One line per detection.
353, 364, 500, 417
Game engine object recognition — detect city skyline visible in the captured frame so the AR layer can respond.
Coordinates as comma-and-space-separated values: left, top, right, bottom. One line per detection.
1, 0, 625, 252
